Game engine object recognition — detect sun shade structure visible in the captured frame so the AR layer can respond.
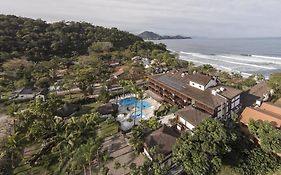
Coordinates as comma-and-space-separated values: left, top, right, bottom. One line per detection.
97, 103, 119, 115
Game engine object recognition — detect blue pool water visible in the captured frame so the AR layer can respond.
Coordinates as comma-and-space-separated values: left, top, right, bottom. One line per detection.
131, 110, 142, 120
119, 97, 151, 109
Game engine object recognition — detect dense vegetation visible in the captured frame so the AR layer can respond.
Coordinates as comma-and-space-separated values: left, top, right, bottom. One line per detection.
268, 73, 281, 99
0, 97, 108, 174
0, 14, 142, 62
173, 118, 281, 175
248, 120, 281, 153
1, 14, 281, 175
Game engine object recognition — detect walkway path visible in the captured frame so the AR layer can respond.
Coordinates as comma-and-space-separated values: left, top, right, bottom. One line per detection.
103, 133, 145, 175
0, 112, 13, 138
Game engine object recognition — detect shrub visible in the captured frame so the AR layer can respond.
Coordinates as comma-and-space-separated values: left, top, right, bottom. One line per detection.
114, 161, 121, 169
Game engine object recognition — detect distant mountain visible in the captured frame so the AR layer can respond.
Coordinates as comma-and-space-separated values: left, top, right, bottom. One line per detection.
138, 31, 162, 40
138, 31, 192, 40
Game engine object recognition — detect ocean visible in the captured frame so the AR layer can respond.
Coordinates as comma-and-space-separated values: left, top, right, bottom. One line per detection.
153, 38, 281, 78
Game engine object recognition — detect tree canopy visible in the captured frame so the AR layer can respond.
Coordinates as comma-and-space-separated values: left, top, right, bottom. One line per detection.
248, 120, 281, 153
0, 97, 104, 174
0, 14, 142, 62
173, 118, 237, 175
268, 73, 281, 98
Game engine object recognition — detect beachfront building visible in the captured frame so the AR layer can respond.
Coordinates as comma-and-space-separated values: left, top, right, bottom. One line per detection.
148, 71, 243, 119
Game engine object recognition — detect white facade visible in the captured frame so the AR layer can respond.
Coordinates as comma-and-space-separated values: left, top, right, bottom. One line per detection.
178, 116, 195, 130
189, 78, 217, 91
16, 94, 35, 100
231, 95, 240, 109
189, 81, 205, 91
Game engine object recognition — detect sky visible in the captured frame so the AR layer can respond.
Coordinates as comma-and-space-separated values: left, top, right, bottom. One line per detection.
1, 0, 281, 38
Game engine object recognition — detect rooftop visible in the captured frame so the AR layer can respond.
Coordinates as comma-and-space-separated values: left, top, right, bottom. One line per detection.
56, 103, 81, 117
240, 103, 281, 128
249, 82, 271, 99
176, 106, 211, 127
19, 88, 35, 95
188, 73, 213, 86
144, 125, 180, 157
260, 102, 281, 115
97, 103, 119, 115
149, 72, 242, 108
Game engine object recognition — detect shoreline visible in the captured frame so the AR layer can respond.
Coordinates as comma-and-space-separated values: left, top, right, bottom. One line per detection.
170, 50, 279, 79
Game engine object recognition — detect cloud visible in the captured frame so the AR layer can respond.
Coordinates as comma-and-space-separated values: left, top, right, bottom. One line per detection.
1, 0, 281, 37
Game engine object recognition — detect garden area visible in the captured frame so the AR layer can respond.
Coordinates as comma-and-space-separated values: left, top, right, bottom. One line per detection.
98, 117, 119, 139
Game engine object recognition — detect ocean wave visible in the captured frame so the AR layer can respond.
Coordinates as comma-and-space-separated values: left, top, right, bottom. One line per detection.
252, 54, 281, 60
179, 52, 277, 70
180, 55, 253, 77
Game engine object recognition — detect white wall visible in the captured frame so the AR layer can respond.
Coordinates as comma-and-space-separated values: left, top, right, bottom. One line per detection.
179, 116, 195, 130
16, 94, 35, 100
189, 81, 205, 91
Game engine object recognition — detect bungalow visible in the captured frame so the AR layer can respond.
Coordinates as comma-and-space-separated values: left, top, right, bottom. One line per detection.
97, 103, 119, 117
56, 103, 81, 118
240, 102, 281, 129
242, 82, 274, 107
175, 106, 211, 131
143, 125, 180, 168
10, 87, 36, 101
10, 87, 48, 101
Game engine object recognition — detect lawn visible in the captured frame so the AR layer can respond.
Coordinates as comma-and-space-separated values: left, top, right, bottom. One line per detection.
98, 118, 119, 139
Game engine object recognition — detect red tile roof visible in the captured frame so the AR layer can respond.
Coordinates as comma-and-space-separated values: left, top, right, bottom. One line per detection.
240, 103, 281, 128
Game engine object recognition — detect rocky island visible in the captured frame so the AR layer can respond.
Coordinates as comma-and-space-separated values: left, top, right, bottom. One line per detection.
138, 31, 192, 40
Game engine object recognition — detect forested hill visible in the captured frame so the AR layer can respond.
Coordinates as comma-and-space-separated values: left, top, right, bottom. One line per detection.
0, 14, 142, 62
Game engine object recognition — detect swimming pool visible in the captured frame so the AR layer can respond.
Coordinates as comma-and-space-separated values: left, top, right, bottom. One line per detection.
131, 110, 143, 120
119, 97, 151, 109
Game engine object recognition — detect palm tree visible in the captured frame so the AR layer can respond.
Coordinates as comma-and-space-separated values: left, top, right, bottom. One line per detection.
120, 80, 145, 125
136, 88, 145, 120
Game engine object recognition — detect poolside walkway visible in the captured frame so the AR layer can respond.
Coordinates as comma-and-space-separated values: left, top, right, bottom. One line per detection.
160, 113, 176, 126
